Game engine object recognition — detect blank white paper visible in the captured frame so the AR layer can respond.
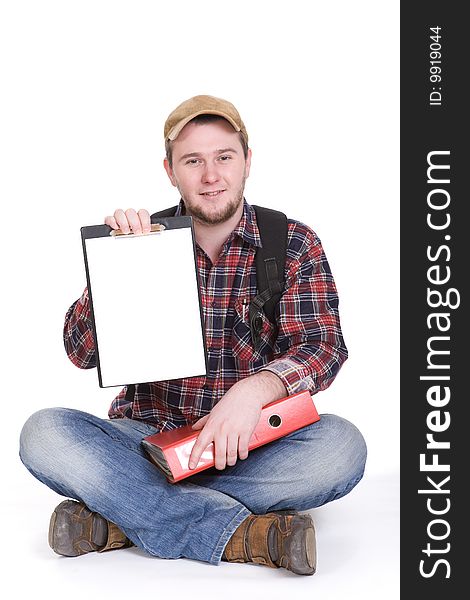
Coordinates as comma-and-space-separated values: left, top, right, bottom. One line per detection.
84, 226, 206, 387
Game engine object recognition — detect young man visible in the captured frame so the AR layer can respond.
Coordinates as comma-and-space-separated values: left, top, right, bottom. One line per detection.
19, 95, 367, 576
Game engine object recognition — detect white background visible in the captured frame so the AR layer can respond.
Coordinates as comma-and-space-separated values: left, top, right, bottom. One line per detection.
0, 1, 399, 598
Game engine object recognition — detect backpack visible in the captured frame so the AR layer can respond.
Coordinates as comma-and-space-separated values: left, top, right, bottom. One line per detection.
150, 204, 288, 350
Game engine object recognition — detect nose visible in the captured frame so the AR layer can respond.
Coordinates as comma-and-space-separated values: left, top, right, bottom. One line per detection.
201, 161, 220, 184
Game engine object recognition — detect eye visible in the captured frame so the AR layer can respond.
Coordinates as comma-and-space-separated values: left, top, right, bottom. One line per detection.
185, 158, 201, 165
218, 155, 232, 161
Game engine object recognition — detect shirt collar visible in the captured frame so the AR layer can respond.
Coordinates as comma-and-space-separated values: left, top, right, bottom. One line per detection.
174, 198, 262, 248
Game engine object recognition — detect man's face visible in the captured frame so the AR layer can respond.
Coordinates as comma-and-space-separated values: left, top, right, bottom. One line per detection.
164, 119, 251, 225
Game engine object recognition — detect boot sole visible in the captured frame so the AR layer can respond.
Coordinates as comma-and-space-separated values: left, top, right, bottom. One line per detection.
305, 525, 316, 573
278, 514, 317, 575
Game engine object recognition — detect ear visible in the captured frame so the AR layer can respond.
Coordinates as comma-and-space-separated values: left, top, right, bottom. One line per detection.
245, 148, 252, 179
163, 158, 177, 187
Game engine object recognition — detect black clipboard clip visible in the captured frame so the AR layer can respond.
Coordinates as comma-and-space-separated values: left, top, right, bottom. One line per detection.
109, 223, 166, 237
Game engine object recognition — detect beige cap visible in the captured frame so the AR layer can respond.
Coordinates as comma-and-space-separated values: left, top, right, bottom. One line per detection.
164, 94, 248, 144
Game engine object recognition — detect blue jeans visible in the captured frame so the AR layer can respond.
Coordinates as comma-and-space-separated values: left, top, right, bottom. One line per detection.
19, 408, 367, 565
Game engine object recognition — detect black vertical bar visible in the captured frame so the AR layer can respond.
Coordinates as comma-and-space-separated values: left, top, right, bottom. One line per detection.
401, 2, 466, 596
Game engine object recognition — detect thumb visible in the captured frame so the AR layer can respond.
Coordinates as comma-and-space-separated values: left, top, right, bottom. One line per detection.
192, 414, 210, 430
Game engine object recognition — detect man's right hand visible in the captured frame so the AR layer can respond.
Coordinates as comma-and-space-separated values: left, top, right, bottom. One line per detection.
104, 208, 151, 235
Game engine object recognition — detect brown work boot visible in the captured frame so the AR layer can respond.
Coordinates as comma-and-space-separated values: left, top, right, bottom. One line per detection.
222, 511, 316, 575
48, 499, 133, 557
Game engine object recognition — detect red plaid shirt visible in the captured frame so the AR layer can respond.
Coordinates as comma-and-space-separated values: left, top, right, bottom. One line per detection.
64, 200, 348, 431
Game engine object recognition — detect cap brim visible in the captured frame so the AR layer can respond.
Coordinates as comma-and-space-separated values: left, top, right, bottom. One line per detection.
167, 110, 241, 141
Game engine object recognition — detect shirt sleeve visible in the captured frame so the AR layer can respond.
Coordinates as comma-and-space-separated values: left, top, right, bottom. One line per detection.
63, 287, 97, 369
261, 228, 348, 395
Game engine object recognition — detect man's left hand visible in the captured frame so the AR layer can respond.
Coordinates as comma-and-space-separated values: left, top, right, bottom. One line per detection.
189, 371, 286, 471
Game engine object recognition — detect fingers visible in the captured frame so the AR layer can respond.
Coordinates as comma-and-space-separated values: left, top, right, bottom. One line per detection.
238, 432, 250, 461
189, 427, 228, 471
104, 208, 151, 234
189, 431, 211, 470
226, 433, 239, 467
104, 215, 119, 229
189, 430, 229, 470
213, 432, 227, 470
189, 427, 249, 471
111, 209, 131, 233
123, 209, 142, 234
138, 209, 151, 234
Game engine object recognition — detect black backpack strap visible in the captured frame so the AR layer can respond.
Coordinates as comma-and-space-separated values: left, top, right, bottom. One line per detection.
249, 205, 288, 349
150, 205, 179, 220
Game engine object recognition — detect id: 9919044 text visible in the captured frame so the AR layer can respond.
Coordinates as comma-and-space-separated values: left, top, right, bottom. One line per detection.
429, 26, 442, 107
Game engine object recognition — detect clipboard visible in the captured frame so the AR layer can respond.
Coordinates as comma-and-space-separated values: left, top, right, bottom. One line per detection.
80, 215, 207, 388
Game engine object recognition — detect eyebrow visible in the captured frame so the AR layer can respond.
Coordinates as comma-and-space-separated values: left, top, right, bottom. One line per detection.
178, 147, 239, 162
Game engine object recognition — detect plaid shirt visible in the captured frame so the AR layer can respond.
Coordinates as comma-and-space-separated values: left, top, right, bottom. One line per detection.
64, 200, 348, 431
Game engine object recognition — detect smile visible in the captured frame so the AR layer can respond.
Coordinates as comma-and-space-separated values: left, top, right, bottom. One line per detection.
200, 190, 225, 197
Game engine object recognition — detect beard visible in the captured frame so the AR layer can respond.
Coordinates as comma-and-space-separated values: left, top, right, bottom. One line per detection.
180, 177, 247, 226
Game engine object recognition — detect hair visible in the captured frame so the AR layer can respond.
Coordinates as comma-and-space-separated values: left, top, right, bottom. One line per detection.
165, 114, 248, 169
